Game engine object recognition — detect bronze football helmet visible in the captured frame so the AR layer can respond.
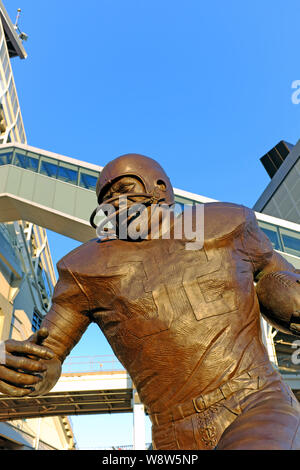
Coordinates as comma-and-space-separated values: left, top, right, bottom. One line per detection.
90, 153, 175, 233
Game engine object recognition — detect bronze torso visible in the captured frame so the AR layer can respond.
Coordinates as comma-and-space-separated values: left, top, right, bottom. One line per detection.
58, 202, 271, 413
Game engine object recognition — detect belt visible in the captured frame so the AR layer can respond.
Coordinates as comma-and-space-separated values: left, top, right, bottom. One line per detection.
148, 362, 275, 426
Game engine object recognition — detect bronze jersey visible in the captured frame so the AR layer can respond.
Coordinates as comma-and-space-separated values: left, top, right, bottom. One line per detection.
42, 202, 295, 414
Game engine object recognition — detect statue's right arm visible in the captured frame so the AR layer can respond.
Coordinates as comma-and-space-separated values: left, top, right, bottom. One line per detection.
0, 258, 92, 397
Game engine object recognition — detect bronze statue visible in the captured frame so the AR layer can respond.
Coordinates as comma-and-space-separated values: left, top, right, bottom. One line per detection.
1, 153, 300, 450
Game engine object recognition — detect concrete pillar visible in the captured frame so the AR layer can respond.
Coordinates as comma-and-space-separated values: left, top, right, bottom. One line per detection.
34, 417, 42, 450
132, 390, 146, 450
260, 317, 278, 367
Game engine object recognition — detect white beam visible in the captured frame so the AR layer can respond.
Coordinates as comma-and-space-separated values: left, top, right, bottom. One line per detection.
132, 391, 146, 450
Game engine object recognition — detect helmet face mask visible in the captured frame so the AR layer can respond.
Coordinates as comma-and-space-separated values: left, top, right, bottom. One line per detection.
90, 154, 175, 239
99, 175, 150, 205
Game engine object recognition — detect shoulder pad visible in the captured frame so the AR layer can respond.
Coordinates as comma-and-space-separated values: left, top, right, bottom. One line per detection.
203, 202, 248, 242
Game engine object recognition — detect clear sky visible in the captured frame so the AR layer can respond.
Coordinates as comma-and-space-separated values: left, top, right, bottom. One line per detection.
5, 0, 300, 449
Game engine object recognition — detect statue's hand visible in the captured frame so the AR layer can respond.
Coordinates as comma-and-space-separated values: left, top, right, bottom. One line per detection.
0, 328, 60, 397
26, 355, 62, 396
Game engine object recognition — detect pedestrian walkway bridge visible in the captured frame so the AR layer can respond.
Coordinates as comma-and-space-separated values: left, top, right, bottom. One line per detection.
0, 354, 300, 422
0, 142, 215, 243
0, 356, 147, 448
0, 371, 133, 421
0, 356, 135, 421
0, 143, 102, 242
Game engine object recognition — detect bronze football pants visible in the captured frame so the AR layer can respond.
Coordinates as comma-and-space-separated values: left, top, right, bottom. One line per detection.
151, 363, 300, 450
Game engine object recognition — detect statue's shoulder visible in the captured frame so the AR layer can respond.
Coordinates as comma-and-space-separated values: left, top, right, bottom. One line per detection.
202, 201, 252, 241
56, 237, 120, 274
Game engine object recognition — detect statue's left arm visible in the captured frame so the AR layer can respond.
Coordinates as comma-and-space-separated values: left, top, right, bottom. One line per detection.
241, 206, 300, 335
0, 258, 92, 397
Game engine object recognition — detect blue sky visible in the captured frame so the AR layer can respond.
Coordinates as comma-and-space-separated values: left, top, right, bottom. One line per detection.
5, 0, 300, 449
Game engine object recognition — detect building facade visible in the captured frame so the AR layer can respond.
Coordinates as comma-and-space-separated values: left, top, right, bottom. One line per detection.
0, 1, 76, 450
253, 138, 300, 399
254, 139, 300, 226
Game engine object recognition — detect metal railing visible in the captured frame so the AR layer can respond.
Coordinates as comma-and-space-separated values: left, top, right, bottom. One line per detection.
62, 355, 125, 374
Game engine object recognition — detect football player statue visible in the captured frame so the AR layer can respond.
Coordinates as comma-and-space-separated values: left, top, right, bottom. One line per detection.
1, 153, 300, 450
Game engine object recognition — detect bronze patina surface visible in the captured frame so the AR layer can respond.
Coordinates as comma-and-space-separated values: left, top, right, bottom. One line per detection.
1, 154, 300, 450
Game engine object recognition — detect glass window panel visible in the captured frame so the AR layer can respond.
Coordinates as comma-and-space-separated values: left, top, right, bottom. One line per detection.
2, 95, 12, 125
26, 156, 39, 172
9, 129, 15, 142
12, 124, 18, 141
285, 207, 300, 225
18, 122, 25, 143
10, 81, 16, 107
0, 151, 13, 165
17, 115, 22, 136
14, 152, 26, 168
15, 152, 39, 172
280, 227, 300, 257
264, 199, 278, 216
277, 194, 295, 217
4, 61, 10, 83
2, 52, 7, 75
42, 270, 51, 298
40, 157, 58, 178
79, 169, 99, 190
290, 182, 300, 204
8, 78, 13, 98
173, 202, 184, 217
32, 309, 42, 333
13, 97, 18, 117
20, 127, 25, 144
0, 42, 5, 62
174, 196, 195, 205
257, 221, 282, 251
57, 162, 78, 185
285, 168, 299, 191
273, 184, 288, 206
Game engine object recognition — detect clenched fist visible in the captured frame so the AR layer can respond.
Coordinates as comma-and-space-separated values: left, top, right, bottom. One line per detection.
0, 328, 61, 397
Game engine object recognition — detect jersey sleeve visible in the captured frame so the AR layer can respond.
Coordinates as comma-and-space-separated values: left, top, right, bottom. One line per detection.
40, 258, 92, 362
241, 207, 296, 280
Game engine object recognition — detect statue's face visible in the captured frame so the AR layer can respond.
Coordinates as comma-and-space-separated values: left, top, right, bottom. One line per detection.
100, 176, 147, 238
99, 175, 167, 240
102, 176, 146, 209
